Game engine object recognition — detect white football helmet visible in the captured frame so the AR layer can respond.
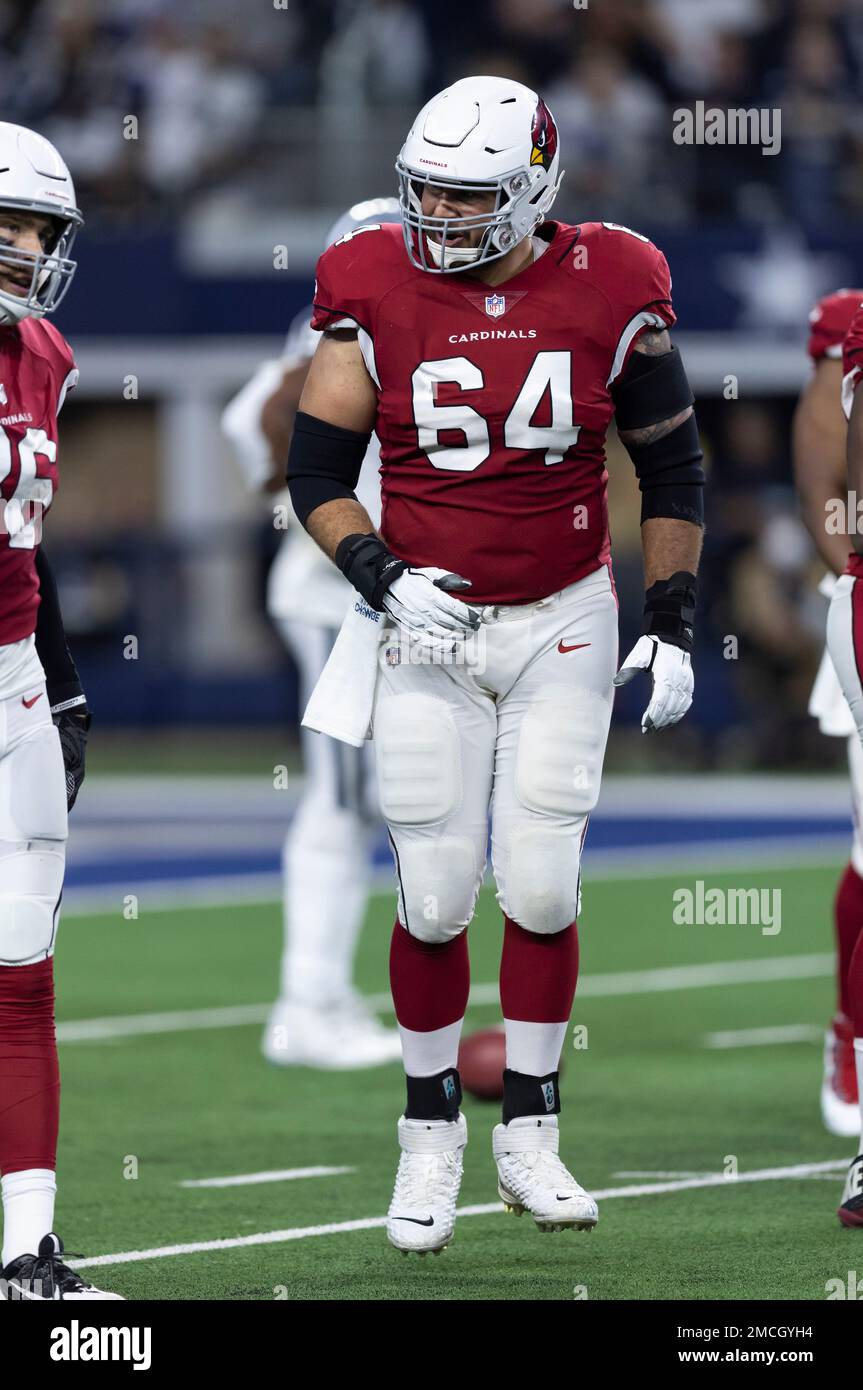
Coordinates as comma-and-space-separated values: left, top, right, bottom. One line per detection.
396, 75, 563, 274
0, 123, 82, 325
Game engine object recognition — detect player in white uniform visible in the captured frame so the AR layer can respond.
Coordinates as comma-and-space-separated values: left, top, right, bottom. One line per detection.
222, 202, 402, 1068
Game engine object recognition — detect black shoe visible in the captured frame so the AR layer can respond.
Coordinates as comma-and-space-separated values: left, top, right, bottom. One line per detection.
838, 1153, 863, 1229
1, 1232, 123, 1300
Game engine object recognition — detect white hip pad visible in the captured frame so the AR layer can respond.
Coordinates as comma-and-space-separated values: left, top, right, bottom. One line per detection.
515, 684, 609, 818
375, 692, 462, 826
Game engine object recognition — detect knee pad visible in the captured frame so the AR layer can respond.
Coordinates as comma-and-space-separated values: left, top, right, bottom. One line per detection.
395, 836, 479, 943
515, 684, 609, 818
0, 839, 65, 965
375, 693, 461, 826
500, 826, 581, 936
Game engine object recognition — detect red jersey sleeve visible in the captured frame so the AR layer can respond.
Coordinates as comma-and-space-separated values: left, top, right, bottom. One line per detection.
808, 288, 863, 363
39, 319, 78, 412
310, 236, 376, 334
597, 225, 676, 383
842, 302, 863, 419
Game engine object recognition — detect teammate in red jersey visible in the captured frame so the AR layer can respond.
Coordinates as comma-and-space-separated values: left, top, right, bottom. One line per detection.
288, 76, 704, 1253
0, 123, 121, 1298
793, 288, 863, 1139
827, 298, 863, 1226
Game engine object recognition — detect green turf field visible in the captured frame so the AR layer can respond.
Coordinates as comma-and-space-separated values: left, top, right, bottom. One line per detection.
53, 864, 860, 1300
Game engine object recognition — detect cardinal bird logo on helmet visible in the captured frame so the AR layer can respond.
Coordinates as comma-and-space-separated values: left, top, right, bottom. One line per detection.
530, 99, 558, 171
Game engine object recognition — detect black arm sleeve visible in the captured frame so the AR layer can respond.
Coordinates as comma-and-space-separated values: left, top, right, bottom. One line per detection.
612, 350, 705, 528
287, 411, 372, 527
34, 546, 87, 713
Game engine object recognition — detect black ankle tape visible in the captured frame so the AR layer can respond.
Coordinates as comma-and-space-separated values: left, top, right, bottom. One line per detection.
502, 1068, 561, 1124
405, 1068, 462, 1120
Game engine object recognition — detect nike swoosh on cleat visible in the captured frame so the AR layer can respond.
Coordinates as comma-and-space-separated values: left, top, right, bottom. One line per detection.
393, 1216, 435, 1226
557, 641, 590, 654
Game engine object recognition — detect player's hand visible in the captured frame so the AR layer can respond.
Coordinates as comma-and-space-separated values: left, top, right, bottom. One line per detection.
53, 708, 91, 811
382, 567, 481, 650
613, 635, 693, 733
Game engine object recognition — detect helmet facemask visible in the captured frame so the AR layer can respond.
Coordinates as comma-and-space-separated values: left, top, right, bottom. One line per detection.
0, 209, 80, 325
396, 163, 555, 275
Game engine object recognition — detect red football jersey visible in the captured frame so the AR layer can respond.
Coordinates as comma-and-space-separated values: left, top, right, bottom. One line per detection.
0, 317, 77, 645
807, 288, 863, 363
844, 303, 863, 385
311, 220, 675, 604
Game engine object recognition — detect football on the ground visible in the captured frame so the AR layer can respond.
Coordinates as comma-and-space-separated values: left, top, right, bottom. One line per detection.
458, 1028, 506, 1100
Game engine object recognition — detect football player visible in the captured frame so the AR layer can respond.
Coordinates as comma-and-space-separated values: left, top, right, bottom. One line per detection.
793, 288, 863, 1138
222, 200, 401, 1069
826, 298, 863, 1226
0, 123, 120, 1297
288, 77, 704, 1254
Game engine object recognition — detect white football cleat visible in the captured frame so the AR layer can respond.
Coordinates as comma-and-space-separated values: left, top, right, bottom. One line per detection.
493, 1116, 598, 1232
262, 993, 402, 1070
387, 1114, 467, 1255
821, 1015, 860, 1137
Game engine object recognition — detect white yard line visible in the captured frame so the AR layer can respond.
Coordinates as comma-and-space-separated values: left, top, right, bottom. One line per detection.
180, 1167, 355, 1189
703, 1024, 824, 1049
69, 1158, 851, 1271
56, 953, 836, 1044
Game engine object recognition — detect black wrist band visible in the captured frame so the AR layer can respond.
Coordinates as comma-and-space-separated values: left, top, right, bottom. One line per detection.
334, 533, 408, 610
642, 570, 697, 653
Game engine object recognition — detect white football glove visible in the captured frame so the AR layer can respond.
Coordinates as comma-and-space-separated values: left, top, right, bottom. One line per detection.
382, 566, 481, 652
613, 634, 693, 733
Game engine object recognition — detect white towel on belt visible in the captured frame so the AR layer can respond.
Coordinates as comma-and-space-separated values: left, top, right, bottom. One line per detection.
302, 597, 383, 746
809, 572, 856, 737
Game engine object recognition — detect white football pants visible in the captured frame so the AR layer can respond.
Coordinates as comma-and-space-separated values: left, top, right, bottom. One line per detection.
275, 619, 376, 1007
0, 681, 67, 965
374, 565, 619, 943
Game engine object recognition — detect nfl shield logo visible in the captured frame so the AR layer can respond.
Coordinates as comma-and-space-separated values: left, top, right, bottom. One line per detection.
484, 293, 505, 318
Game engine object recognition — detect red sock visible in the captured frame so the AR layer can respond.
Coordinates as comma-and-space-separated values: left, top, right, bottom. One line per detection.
835, 863, 863, 1021
389, 920, 470, 1033
499, 916, 579, 1022
0, 959, 60, 1175
847, 926, 863, 1039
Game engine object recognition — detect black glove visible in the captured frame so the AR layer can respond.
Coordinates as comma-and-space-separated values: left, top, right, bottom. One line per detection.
52, 706, 91, 812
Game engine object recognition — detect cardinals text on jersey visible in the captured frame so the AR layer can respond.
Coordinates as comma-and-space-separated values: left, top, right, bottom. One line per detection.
0, 317, 76, 644
310, 219, 675, 605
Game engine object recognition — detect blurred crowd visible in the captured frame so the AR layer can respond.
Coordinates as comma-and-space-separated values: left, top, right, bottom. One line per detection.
3, 0, 862, 228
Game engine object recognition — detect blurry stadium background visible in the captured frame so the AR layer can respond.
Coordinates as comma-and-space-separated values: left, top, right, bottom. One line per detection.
24, 0, 863, 1298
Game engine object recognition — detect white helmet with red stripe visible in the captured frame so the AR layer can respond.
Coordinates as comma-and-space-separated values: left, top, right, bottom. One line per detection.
396, 75, 563, 273
0, 122, 82, 325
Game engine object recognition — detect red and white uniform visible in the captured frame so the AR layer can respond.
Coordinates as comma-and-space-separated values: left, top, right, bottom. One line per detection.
830, 301, 863, 748
806, 291, 863, 746
0, 317, 77, 699
310, 220, 673, 949
0, 317, 73, 968
842, 301, 863, 422
312, 219, 674, 605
